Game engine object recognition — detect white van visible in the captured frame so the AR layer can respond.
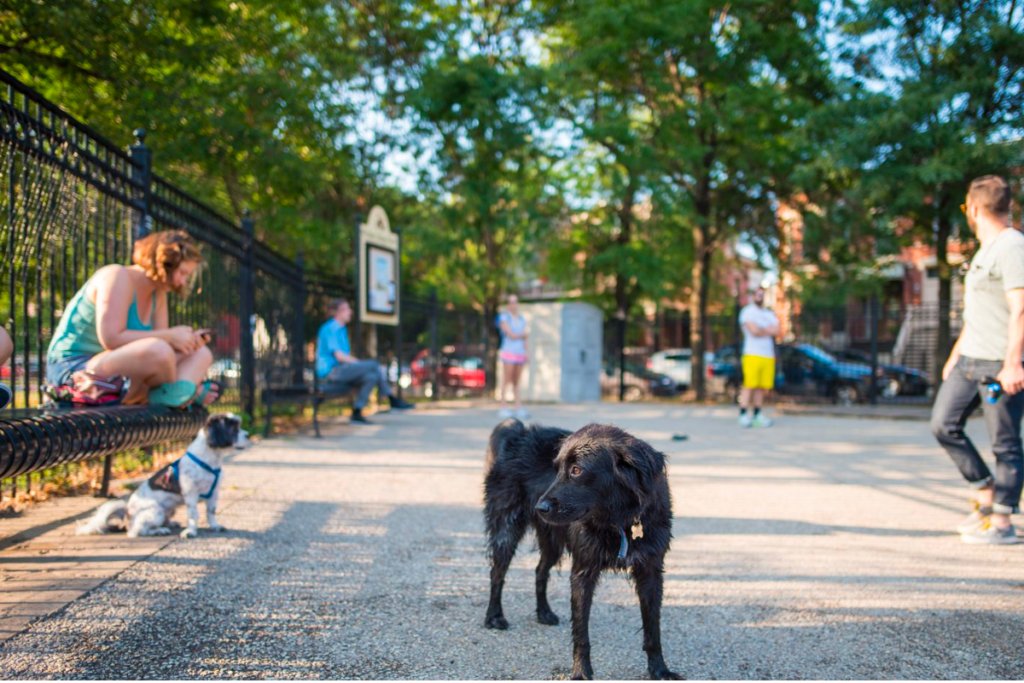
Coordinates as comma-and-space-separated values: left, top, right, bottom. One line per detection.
647, 348, 693, 390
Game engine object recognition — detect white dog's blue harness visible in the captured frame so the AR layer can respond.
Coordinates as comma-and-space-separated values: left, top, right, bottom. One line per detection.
169, 452, 221, 499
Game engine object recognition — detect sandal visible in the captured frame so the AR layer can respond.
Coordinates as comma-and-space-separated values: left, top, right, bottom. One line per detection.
192, 380, 223, 407
148, 380, 197, 408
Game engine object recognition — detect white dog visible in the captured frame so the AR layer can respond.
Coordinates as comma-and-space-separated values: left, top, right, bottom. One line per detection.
77, 412, 248, 539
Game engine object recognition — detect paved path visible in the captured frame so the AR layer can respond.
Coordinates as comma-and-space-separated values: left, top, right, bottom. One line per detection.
1, 404, 1022, 679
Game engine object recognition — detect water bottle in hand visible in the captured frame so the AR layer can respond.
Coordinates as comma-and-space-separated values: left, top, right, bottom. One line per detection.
981, 376, 1003, 403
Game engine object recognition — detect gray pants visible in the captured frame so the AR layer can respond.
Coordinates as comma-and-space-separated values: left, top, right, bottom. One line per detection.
931, 356, 1024, 514
326, 360, 391, 410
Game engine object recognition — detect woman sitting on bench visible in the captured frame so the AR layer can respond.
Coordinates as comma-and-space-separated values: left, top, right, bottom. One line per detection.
46, 230, 220, 407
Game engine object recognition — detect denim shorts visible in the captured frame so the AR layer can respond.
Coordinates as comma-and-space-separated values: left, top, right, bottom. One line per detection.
45, 354, 93, 387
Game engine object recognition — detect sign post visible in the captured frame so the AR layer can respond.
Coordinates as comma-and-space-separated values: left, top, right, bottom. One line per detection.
358, 206, 400, 327
358, 207, 400, 389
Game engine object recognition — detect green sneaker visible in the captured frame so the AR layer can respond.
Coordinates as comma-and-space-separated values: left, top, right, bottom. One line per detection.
752, 414, 773, 428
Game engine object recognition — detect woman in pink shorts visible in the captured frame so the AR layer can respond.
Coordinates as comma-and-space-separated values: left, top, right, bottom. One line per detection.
497, 294, 529, 419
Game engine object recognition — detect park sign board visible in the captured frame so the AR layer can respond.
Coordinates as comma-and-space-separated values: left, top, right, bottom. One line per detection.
358, 206, 400, 326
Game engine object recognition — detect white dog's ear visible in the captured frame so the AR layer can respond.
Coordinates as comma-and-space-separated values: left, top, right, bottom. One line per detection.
205, 413, 240, 449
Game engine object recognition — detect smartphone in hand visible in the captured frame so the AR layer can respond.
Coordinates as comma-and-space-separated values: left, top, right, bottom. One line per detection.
197, 328, 216, 344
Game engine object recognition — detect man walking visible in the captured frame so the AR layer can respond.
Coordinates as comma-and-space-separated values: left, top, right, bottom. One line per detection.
317, 298, 413, 424
932, 175, 1024, 545
739, 287, 780, 428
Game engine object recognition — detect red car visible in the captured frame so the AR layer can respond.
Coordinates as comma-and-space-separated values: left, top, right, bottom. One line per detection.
410, 346, 487, 397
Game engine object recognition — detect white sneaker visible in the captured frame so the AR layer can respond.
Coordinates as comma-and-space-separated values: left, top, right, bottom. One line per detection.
960, 521, 1019, 545
498, 408, 514, 419
515, 408, 531, 420
752, 414, 773, 428
739, 413, 753, 428
956, 500, 989, 535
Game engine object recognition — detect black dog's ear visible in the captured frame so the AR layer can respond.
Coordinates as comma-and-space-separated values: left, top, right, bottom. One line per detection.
205, 413, 239, 449
613, 435, 665, 504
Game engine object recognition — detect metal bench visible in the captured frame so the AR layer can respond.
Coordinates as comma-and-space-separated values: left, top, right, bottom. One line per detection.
261, 369, 354, 439
0, 405, 208, 496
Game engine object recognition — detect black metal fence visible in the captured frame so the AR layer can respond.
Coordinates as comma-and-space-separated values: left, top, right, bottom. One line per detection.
0, 69, 481, 502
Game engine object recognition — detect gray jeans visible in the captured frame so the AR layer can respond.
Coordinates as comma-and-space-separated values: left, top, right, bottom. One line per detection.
325, 360, 391, 410
930, 356, 1024, 514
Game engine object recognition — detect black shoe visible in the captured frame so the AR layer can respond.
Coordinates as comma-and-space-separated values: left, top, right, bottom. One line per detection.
389, 396, 415, 410
350, 409, 373, 425
0, 383, 11, 411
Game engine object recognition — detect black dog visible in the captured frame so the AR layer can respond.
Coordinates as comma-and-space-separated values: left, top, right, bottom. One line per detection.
483, 419, 681, 680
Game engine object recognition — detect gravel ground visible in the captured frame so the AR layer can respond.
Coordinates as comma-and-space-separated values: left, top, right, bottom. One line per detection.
1, 403, 1023, 679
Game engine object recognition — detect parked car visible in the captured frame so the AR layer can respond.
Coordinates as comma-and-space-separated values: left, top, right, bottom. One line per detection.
410, 345, 487, 398
825, 347, 929, 397
707, 343, 888, 405
384, 359, 413, 389
0, 357, 41, 383
209, 358, 241, 380
777, 344, 885, 404
602, 361, 680, 401
647, 348, 693, 390
707, 345, 741, 394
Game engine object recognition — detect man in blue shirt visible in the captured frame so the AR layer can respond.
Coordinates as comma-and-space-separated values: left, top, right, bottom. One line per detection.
317, 299, 413, 423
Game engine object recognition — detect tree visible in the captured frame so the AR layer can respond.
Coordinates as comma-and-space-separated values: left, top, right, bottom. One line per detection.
374, 1, 562, 379
539, 0, 682, 394
552, 0, 827, 398
0, 0, 373, 272
834, 0, 1024, 381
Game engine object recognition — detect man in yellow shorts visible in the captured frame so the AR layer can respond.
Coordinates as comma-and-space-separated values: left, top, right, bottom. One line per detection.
739, 287, 780, 427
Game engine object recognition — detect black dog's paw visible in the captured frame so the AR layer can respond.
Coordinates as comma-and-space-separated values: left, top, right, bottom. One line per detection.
536, 608, 560, 626
650, 668, 684, 680
484, 614, 509, 630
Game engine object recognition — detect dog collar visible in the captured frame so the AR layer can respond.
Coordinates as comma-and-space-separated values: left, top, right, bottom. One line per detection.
616, 517, 644, 560
617, 527, 629, 560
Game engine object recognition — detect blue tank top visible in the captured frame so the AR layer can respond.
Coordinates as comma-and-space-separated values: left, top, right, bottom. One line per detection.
47, 273, 156, 360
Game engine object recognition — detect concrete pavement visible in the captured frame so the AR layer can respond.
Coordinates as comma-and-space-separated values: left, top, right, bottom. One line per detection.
0, 403, 1022, 679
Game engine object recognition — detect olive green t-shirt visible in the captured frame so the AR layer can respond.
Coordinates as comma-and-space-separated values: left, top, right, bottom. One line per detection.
961, 228, 1024, 361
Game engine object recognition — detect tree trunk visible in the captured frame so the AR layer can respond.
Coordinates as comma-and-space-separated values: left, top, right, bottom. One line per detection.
935, 207, 952, 386
615, 181, 636, 401
690, 226, 712, 400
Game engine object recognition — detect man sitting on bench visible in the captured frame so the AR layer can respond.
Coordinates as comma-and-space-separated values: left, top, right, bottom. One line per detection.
316, 298, 413, 424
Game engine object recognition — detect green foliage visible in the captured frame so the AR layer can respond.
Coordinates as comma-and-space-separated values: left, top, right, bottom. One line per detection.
829, 0, 1024, 238
380, 2, 562, 309
3, 0, 1022, 345
0, 0, 370, 272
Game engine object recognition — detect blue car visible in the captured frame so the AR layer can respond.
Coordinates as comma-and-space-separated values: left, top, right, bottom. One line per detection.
825, 347, 929, 397
709, 343, 887, 404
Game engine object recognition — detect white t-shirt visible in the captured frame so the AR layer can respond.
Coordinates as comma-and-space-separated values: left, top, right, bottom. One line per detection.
740, 304, 778, 359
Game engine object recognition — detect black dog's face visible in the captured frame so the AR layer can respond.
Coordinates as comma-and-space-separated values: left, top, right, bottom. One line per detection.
536, 423, 630, 528
536, 423, 660, 526
205, 412, 244, 450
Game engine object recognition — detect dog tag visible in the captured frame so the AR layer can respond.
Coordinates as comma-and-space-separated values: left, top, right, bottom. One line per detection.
631, 520, 644, 540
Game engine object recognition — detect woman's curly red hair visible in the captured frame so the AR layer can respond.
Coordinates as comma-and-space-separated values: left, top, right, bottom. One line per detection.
132, 230, 203, 296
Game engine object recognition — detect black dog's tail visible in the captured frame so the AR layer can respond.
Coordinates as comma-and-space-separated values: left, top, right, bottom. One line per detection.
484, 417, 526, 474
